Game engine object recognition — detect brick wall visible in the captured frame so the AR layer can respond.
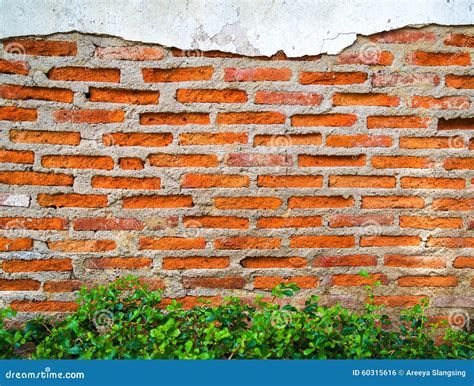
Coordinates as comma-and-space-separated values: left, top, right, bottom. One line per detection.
0, 26, 472, 317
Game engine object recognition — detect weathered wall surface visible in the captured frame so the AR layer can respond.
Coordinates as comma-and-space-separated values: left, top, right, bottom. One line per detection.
0, 0, 473, 57
0, 26, 473, 318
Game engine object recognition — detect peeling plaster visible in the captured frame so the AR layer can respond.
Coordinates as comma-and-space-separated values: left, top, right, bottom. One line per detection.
0, 0, 473, 57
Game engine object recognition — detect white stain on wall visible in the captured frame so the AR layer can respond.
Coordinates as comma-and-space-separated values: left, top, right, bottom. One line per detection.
0, 0, 472, 57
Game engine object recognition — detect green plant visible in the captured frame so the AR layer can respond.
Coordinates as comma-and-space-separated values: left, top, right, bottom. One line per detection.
1, 275, 472, 359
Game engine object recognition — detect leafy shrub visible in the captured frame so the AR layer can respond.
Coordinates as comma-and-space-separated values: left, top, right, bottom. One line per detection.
1, 276, 472, 359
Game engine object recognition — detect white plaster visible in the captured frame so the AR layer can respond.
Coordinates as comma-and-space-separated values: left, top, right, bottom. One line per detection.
0, 0, 472, 57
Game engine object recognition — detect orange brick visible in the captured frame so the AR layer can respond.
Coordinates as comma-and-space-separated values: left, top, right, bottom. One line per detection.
0, 106, 36, 121
92, 176, 161, 190
329, 214, 393, 228
384, 254, 446, 269
438, 118, 474, 130
140, 237, 206, 250
149, 154, 218, 167
0, 149, 34, 164
360, 235, 420, 247
254, 276, 318, 289
336, 51, 394, 65
48, 239, 116, 252
140, 112, 209, 125
443, 157, 474, 170
445, 75, 474, 89
444, 33, 474, 47
105, 132, 173, 147
331, 274, 388, 286
4, 39, 77, 56
288, 196, 354, 208
176, 88, 247, 103
257, 175, 323, 188
89, 87, 159, 104
241, 256, 307, 268
225, 153, 292, 167
224, 67, 291, 81
0, 171, 73, 186
183, 277, 245, 289
0, 84, 73, 103
333, 93, 399, 106
0, 217, 67, 230
214, 196, 282, 210
362, 196, 424, 209
85, 257, 152, 269
254, 133, 321, 146
215, 237, 281, 250
217, 111, 285, 125
400, 177, 465, 189
96, 46, 166, 60
426, 237, 474, 248
48, 67, 120, 82
330, 175, 395, 188
255, 91, 322, 105
53, 109, 124, 123
11, 300, 77, 312
0, 279, 40, 291
367, 115, 430, 129
182, 174, 249, 188
0, 59, 29, 75
398, 276, 458, 287
73, 217, 144, 231
313, 255, 377, 267
300, 154, 365, 167
400, 216, 462, 229
143, 66, 213, 82
371, 30, 436, 43
42, 155, 114, 170
184, 216, 248, 229
453, 256, 474, 268
371, 296, 425, 307
432, 198, 473, 211
122, 195, 193, 209
163, 257, 230, 270
257, 216, 322, 228
372, 72, 440, 87
291, 114, 357, 127
38, 193, 108, 208
119, 157, 144, 170
0, 237, 32, 252
407, 51, 471, 66
400, 136, 464, 149
44, 280, 85, 292
179, 132, 247, 145
372, 156, 432, 169
326, 135, 392, 148
290, 235, 355, 248
3, 258, 72, 272
411, 96, 470, 110
10, 129, 80, 145
299, 71, 367, 85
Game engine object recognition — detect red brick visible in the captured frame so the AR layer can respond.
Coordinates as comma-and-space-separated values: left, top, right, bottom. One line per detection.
225, 153, 292, 167
149, 154, 218, 167
330, 175, 395, 188
217, 111, 285, 125
438, 118, 474, 130
182, 174, 249, 188
290, 235, 355, 248
224, 67, 291, 81
257, 175, 323, 188
48, 239, 116, 252
371, 30, 436, 43
11, 301, 77, 312
372, 72, 440, 87
327, 135, 392, 148
398, 276, 458, 287
300, 154, 365, 167
0, 279, 40, 291
384, 254, 446, 269
288, 196, 354, 209
73, 217, 144, 231
180, 132, 247, 146
53, 109, 123, 123
215, 237, 280, 250
42, 155, 114, 170
176, 89, 247, 103
411, 96, 470, 110
95, 46, 166, 60
0, 149, 34, 164
360, 236, 420, 247
257, 216, 322, 228
123, 195, 193, 209
372, 156, 432, 169
254, 133, 321, 146
0, 84, 73, 103
183, 277, 245, 289
214, 196, 282, 210
291, 114, 357, 127
3, 258, 72, 272
10, 129, 80, 145
0, 106, 36, 121
362, 196, 424, 209
400, 216, 462, 229
407, 51, 471, 66
44, 280, 85, 292
0, 59, 29, 75
426, 237, 474, 248
333, 93, 399, 106
400, 136, 465, 149
105, 132, 172, 147
0, 217, 67, 230
38, 193, 107, 208
329, 214, 393, 228
4, 39, 77, 56
89, 88, 159, 104
139, 237, 206, 250
255, 91, 322, 105
241, 256, 307, 268
48, 67, 120, 82
299, 71, 367, 85
140, 112, 209, 125
85, 257, 152, 269
0, 171, 73, 186
445, 75, 474, 89
400, 177, 465, 189
371, 296, 425, 307
163, 257, 230, 270
444, 157, 474, 170
119, 157, 144, 170
0, 238, 32, 252
92, 176, 161, 190
313, 255, 377, 267
367, 115, 430, 129
254, 276, 318, 289
432, 198, 473, 211
143, 66, 213, 82
453, 256, 474, 269
331, 274, 388, 286
336, 51, 393, 65
444, 34, 474, 47
184, 216, 248, 229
